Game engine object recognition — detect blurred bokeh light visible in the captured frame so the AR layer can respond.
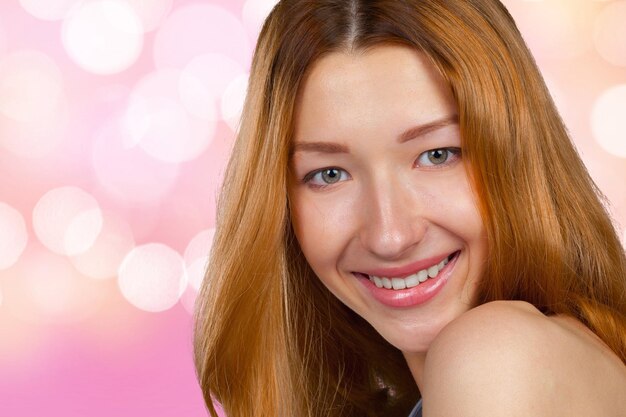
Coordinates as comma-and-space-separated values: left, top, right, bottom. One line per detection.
118, 243, 187, 313
593, 1, 626, 67
591, 84, 626, 158
18, 0, 80, 21
32, 186, 103, 256
61, 0, 144, 75
0, 202, 28, 269
0, 0, 623, 416
124, 68, 217, 163
69, 211, 135, 280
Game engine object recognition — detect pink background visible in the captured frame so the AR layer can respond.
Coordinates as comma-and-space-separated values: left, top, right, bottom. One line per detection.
0, 0, 624, 416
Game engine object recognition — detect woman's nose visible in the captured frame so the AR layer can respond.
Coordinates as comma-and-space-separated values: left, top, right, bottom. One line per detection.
358, 176, 427, 260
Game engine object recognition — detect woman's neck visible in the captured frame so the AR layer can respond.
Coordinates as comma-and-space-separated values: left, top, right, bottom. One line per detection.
403, 350, 427, 392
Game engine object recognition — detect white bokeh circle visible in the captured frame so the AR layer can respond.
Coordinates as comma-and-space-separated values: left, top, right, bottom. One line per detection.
70, 212, 135, 280
126, 0, 173, 32
179, 53, 245, 120
591, 84, 626, 158
184, 228, 215, 291
221, 73, 249, 132
505, 1, 592, 61
184, 228, 215, 266
242, 0, 279, 41
118, 243, 187, 312
62, 0, 144, 75
124, 69, 216, 163
19, 0, 80, 21
179, 284, 198, 315
186, 258, 208, 293
0, 203, 28, 270
32, 186, 103, 256
153, 3, 251, 70
0, 50, 69, 158
92, 116, 180, 204
0, 50, 65, 124
593, 1, 626, 67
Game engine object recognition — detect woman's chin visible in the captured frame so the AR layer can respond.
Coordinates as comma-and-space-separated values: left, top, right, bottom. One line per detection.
372, 322, 441, 355
368, 305, 470, 355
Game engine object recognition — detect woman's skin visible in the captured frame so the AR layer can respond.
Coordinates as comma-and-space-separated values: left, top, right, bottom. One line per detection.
289, 44, 626, 415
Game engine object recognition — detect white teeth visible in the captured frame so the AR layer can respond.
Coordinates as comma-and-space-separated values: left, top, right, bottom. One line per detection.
427, 265, 439, 278
391, 278, 406, 290
405, 274, 420, 288
367, 254, 454, 291
417, 270, 428, 283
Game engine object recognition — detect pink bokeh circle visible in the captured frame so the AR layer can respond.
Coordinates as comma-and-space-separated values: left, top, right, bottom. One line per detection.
92, 116, 180, 205
124, 69, 217, 163
153, 3, 251, 70
118, 243, 187, 312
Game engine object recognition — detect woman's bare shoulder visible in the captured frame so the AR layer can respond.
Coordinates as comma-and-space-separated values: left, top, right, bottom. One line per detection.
421, 300, 626, 417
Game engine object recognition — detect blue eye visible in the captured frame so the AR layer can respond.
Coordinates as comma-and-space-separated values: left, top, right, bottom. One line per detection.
416, 147, 461, 167
303, 167, 350, 187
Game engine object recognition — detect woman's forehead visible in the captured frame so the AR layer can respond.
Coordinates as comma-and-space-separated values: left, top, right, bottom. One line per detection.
293, 44, 457, 145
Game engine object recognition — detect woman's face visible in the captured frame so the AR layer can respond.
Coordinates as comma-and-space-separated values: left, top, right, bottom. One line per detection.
289, 44, 487, 356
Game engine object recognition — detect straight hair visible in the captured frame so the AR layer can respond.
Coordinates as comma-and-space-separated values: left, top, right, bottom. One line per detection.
194, 1, 626, 416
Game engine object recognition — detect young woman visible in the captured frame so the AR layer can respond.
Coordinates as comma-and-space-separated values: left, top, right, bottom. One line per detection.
193, 1, 626, 416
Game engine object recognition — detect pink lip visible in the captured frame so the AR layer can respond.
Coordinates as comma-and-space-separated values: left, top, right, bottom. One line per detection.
356, 251, 459, 308
359, 253, 453, 278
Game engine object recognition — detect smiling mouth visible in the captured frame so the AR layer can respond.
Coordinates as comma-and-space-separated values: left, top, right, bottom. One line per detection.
360, 251, 460, 290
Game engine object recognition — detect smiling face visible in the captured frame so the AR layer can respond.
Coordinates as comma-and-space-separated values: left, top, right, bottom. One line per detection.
289, 44, 487, 360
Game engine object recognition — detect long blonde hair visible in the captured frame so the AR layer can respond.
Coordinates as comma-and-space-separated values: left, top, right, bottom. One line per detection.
193, 1, 626, 416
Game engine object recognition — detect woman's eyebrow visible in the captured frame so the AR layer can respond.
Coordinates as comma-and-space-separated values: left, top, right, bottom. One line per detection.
398, 114, 459, 144
291, 141, 349, 154
291, 114, 459, 155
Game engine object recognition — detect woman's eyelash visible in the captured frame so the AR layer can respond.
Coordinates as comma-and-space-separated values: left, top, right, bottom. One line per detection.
302, 167, 350, 188
415, 147, 462, 167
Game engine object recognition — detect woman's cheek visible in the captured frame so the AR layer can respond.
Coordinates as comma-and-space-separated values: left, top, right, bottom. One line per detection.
292, 189, 358, 273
